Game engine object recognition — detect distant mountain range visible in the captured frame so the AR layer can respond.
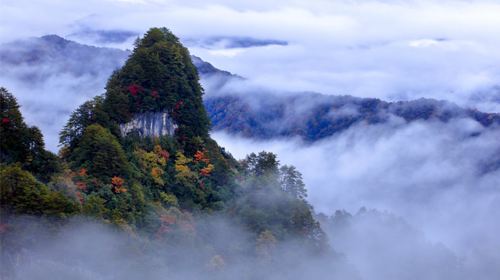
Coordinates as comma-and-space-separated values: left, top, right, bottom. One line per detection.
1, 34, 499, 144
0, 35, 129, 83
206, 92, 500, 142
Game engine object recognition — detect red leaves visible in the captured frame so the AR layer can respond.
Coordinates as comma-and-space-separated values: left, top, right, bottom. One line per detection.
1, 117, 9, 124
154, 145, 169, 160
151, 90, 159, 98
76, 192, 84, 204
194, 151, 210, 164
172, 100, 184, 118
76, 181, 87, 191
174, 100, 184, 111
127, 84, 142, 96
158, 150, 169, 160
194, 151, 204, 162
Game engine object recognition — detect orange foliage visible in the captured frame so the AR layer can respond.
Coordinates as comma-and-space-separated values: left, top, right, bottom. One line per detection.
111, 176, 124, 187
151, 167, 163, 178
194, 151, 204, 162
76, 181, 87, 191
115, 185, 128, 193
111, 176, 127, 193
76, 192, 84, 204
78, 168, 87, 176
179, 221, 195, 233
113, 186, 128, 193
194, 150, 210, 164
161, 214, 177, 224
200, 164, 214, 176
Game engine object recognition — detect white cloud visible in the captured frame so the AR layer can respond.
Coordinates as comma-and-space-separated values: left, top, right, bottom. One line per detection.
212, 118, 500, 251
1, 0, 500, 111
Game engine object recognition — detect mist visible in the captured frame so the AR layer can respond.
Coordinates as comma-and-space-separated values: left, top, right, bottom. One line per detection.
1, 215, 361, 280
211, 117, 500, 279
2, 0, 500, 110
1, 0, 500, 279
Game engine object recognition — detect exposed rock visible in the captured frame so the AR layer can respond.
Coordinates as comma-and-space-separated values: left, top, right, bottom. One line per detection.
120, 112, 177, 137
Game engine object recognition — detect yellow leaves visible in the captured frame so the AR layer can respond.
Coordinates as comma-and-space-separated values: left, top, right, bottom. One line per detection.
135, 145, 169, 186
175, 164, 190, 174
174, 152, 197, 183
175, 151, 192, 166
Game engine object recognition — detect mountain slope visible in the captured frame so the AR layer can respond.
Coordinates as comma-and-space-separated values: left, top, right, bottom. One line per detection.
205, 92, 500, 142
1, 34, 499, 145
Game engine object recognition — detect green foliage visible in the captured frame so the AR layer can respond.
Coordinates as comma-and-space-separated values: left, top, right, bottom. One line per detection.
0, 88, 61, 182
256, 229, 277, 259
82, 193, 108, 218
59, 95, 114, 152
279, 165, 307, 200
160, 192, 179, 207
0, 164, 79, 217
241, 151, 280, 186
1, 88, 29, 163
102, 27, 210, 154
0, 29, 327, 256
232, 151, 327, 252
71, 124, 129, 180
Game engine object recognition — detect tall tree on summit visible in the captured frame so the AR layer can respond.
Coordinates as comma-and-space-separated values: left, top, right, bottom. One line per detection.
103, 27, 210, 154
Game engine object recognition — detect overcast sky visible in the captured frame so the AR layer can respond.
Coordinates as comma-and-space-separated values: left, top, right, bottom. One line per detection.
2, 1, 500, 270
2, 0, 500, 111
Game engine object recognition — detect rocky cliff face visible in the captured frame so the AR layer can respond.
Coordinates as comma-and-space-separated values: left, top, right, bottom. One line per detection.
120, 112, 177, 137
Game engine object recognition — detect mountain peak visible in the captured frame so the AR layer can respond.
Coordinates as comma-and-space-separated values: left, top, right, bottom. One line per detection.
40, 34, 70, 47
102, 27, 210, 153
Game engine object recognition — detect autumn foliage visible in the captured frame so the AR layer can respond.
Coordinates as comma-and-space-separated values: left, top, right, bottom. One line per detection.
111, 176, 127, 193
127, 84, 142, 96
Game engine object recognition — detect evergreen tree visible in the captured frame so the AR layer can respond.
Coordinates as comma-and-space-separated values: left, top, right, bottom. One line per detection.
102, 27, 210, 154
279, 165, 307, 200
1, 87, 60, 182
0, 164, 79, 217
60, 95, 113, 152
71, 124, 129, 180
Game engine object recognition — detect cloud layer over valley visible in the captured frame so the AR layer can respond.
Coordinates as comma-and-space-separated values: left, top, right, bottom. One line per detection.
1, 1, 500, 279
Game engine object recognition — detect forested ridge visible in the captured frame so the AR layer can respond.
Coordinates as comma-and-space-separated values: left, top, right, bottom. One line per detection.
0, 28, 330, 278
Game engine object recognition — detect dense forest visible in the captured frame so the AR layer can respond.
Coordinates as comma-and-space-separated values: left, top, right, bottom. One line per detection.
0, 28, 334, 279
